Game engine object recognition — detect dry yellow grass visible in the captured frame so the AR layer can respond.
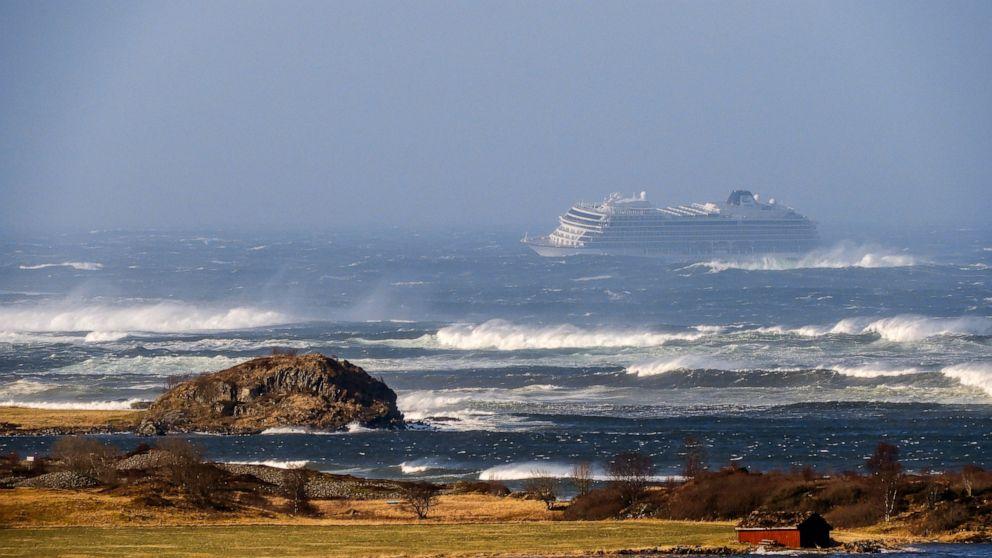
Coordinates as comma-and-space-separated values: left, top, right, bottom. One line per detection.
0, 406, 142, 432
0, 489, 553, 527
0, 489, 741, 557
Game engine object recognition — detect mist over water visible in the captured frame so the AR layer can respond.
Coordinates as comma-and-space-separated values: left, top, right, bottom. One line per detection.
0, 229, 990, 479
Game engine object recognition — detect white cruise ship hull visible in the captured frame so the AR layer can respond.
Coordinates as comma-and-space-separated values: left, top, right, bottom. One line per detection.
526, 190, 819, 260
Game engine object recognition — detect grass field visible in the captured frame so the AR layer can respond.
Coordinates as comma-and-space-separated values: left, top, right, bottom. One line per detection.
0, 521, 738, 557
0, 406, 141, 432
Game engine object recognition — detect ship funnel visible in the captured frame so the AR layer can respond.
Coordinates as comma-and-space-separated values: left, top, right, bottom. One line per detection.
639, 191, 647, 201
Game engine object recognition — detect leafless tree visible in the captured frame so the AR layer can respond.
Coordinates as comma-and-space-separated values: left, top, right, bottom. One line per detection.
961, 464, 982, 498
524, 470, 559, 509
866, 442, 903, 522
50, 436, 120, 485
680, 436, 707, 480
282, 468, 315, 516
571, 461, 594, 497
607, 451, 653, 506
401, 481, 441, 519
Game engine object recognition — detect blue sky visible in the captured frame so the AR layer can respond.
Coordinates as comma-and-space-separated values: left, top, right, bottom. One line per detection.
2, 0, 990, 232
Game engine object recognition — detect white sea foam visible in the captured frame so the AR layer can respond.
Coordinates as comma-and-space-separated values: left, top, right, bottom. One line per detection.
19, 261, 103, 271
626, 355, 734, 377
573, 275, 612, 282
0, 379, 53, 397
84, 331, 129, 343
758, 315, 992, 342
829, 364, 927, 378
684, 243, 919, 273
941, 362, 992, 397
0, 301, 291, 334
434, 320, 707, 351
226, 460, 309, 469
0, 399, 142, 410
54, 355, 239, 376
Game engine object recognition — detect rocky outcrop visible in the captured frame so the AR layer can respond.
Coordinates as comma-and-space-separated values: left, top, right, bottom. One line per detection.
138, 354, 404, 435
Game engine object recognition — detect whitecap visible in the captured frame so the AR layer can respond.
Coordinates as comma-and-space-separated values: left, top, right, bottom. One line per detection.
19, 261, 103, 271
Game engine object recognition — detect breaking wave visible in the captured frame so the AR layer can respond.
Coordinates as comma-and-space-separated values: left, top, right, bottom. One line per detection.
19, 261, 103, 271
225, 460, 309, 469
941, 362, 992, 397
0, 301, 292, 335
434, 319, 708, 350
829, 364, 927, 378
684, 243, 919, 273
761, 315, 992, 342
626, 355, 734, 377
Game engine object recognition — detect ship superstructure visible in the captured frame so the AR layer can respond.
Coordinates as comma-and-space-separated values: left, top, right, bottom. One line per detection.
523, 190, 818, 259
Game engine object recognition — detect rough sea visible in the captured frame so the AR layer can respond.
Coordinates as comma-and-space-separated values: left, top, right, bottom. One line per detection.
1, 228, 990, 484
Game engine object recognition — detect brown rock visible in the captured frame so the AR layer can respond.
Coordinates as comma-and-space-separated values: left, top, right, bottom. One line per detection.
138, 354, 404, 434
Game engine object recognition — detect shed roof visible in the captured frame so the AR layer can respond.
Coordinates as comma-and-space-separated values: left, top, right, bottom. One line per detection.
736, 511, 831, 530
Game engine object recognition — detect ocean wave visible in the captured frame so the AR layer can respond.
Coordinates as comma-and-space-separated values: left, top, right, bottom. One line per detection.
941, 362, 992, 397
434, 320, 707, 350
19, 261, 103, 271
626, 355, 733, 377
0, 301, 292, 335
54, 355, 239, 376
0, 379, 54, 397
0, 399, 143, 410
829, 364, 927, 378
760, 315, 992, 342
682, 243, 919, 273
225, 460, 309, 469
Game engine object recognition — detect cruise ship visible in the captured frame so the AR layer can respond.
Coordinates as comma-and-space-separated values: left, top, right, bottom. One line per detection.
522, 190, 818, 259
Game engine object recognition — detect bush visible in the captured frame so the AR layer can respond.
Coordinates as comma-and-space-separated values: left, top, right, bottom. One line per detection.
826, 501, 883, 528
607, 452, 653, 506
447, 480, 510, 496
155, 438, 225, 509
522, 473, 559, 510
50, 436, 120, 485
910, 502, 972, 535
563, 487, 626, 520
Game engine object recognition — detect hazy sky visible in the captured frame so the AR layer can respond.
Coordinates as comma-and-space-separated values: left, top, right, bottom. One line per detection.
2, 1, 990, 233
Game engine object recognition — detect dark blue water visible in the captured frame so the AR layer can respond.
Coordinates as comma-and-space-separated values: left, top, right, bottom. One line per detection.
0, 229, 990, 481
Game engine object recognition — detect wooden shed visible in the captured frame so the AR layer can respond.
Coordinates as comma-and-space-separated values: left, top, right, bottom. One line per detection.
735, 511, 832, 548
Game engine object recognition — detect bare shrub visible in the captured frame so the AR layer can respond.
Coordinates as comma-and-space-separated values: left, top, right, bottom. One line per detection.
165, 373, 199, 389
607, 452, 653, 506
271, 347, 299, 356
523, 470, 559, 509
680, 437, 707, 479
562, 487, 626, 520
826, 501, 883, 528
155, 438, 223, 508
571, 461, 594, 497
282, 468, 316, 516
50, 436, 120, 485
910, 502, 972, 535
400, 481, 441, 519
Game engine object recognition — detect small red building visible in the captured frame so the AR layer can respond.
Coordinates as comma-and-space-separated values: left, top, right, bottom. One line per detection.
735, 511, 832, 548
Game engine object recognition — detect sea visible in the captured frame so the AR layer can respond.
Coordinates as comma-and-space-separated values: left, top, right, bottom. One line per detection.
1, 228, 990, 488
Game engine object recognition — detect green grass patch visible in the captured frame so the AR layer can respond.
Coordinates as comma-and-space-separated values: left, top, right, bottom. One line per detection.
0, 521, 736, 557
